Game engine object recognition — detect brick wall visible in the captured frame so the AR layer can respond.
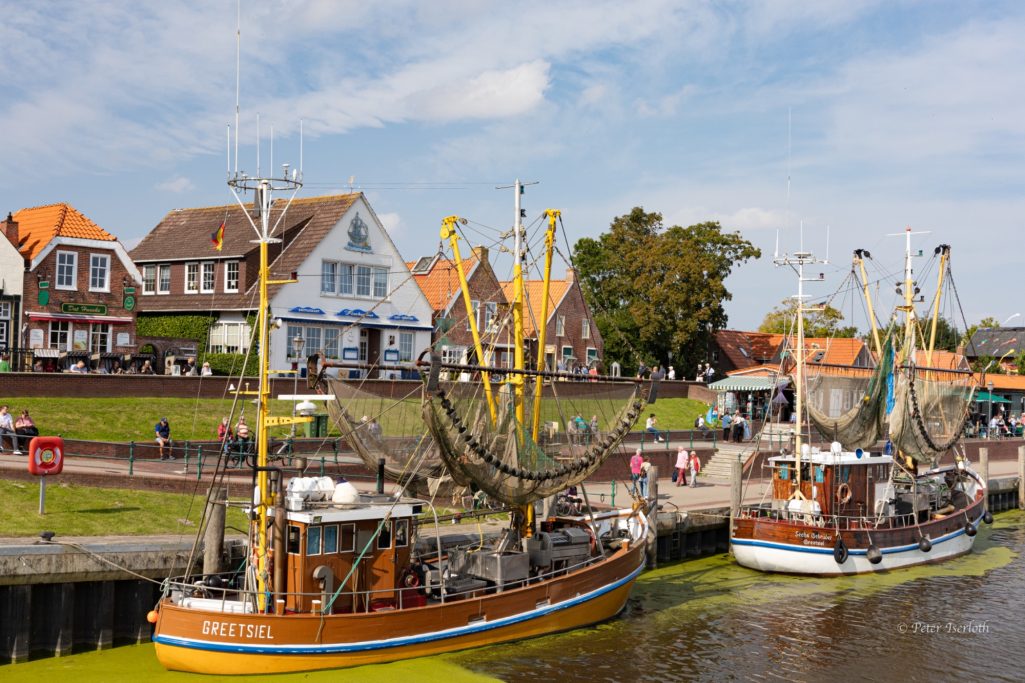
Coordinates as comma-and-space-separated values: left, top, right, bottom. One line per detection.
538, 278, 604, 370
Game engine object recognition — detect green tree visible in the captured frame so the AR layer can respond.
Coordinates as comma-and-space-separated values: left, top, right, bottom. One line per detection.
758, 300, 858, 338
574, 208, 760, 374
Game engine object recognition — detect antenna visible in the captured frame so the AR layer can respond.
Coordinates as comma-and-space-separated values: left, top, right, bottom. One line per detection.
234, 0, 240, 174
299, 118, 304, 175
825, 224, 830, 263
270, 125, 273, 180
256, 113, 260, 177
226, 123, 231, 178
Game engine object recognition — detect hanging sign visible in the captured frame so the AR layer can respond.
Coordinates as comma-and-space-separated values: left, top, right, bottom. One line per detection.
38, 280, 49, 306
62, 303, 107, 315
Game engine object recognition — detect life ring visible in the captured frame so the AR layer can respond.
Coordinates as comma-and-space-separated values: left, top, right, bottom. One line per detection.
402, 568, 421, 588
835, 483, 852, 505
27, 437, 64, 476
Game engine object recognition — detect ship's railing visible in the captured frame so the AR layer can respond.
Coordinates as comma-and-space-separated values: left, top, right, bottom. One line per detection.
735, 502, 979, 531
161, 541, 628, 615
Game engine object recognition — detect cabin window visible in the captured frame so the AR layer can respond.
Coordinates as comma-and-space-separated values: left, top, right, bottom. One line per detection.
287, 525, 301, 554
778, 463, 789, 481
340, 523, 355, 552
323, 524, 338, 554
378, 522, 393, 550
395, 519, 409, 548
307, 526, 322, 555
815, 466, 825, 483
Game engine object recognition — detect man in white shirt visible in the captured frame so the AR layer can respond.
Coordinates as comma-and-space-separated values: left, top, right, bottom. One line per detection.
0, 405, 15, 452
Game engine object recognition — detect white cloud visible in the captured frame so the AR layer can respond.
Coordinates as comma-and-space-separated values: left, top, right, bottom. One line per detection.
156, 176, 195, 193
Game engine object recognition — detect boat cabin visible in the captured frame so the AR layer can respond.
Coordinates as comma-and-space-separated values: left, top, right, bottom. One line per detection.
273, 481, 422, 614
768, 447, 895, 519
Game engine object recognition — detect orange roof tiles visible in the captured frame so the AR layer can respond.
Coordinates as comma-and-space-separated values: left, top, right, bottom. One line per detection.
500, 278, 571, 337
802, 337, 867, 366
13, 203, 116, 260
411, 255, 480, 312
974, 373, 1025, 390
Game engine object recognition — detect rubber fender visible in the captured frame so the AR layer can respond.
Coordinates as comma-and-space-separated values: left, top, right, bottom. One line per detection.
866, 545, 882, 565
833, 537, 848, 564
918, 536, 932, 553
965, 522, 977, 537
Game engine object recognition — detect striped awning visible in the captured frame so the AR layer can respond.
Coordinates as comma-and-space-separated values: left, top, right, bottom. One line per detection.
708, 376, 778, 392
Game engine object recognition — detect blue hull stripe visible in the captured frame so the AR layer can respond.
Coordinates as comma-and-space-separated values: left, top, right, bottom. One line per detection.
154, 560, 645, 655
731, 512, 983, 556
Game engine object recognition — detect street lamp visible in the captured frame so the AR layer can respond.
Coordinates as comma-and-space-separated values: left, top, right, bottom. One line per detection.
987, 380, 994, 440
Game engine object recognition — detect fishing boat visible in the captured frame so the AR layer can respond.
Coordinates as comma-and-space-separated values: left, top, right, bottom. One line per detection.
150, 172, 652, 674
731, 230, 992, 575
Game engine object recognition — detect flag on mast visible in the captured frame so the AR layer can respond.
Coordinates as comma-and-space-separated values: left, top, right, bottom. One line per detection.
211, 221, 225, 251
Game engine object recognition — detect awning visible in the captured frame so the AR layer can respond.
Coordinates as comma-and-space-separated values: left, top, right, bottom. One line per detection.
975, 391, 1011, 403
279, 315, 433, 332
27, 312, 133, 325
33, 348, 60, 358
708, 377, 778, 392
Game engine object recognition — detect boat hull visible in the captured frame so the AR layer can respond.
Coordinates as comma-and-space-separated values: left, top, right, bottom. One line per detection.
154, 537, 645, 674
731, 493, 986, 576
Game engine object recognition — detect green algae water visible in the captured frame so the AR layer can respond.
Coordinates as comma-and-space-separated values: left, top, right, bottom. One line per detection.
3, 511, 1022, 682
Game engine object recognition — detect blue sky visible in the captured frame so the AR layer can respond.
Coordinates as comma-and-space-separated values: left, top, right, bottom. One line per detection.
2, 1, 1023, 331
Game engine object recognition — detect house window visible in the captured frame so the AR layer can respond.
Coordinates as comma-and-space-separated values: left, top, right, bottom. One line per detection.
484, 302, 498, 333
90, 323, 111, 354
581, 319, 590, 339
208, 321, 251, 354
587, 347, 598, 365
0, 302, 10, 348
399, 332, 414, 361
142, 265, 156, 294
185, 263, 199, 293
304, 327, 322, 355
562, 345, 574, 361
441, 345, 465, 365
158, 264, 171, 294
324, 328, 339, 359
49, 321, 70, 350
201, 262, 215, 293
358, 328, 368, 361
556, 315, 565, 337
339, 264, 353, 295
466, 300, 480, 331
89, 254, 110, 292
56, 251, 77, 290
373, 267, 388, 298
225, 261, 239, 292
355, 265, 371, 297
321, 261, 336, 294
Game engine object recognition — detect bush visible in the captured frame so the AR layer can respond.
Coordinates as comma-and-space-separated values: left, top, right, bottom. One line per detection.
203, 352, 260, 378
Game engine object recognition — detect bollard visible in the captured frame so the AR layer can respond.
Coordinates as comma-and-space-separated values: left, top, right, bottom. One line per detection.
332, 438, 339, 465
197, 445, 203, 481
128, 441, 135, 476
203, 486, 226, 575
611, 480, 616, 507
729, 457, 742, 555
979, 447, 989, 494
1019, 445, 1025, 511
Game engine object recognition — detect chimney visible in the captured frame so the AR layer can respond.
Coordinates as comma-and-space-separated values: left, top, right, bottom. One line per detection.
565, 267, 575, 283
1, 212, 19, 250
471, 245, 489, 263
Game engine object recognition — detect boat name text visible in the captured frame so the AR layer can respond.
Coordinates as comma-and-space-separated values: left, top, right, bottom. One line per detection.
202, 620, 274, 640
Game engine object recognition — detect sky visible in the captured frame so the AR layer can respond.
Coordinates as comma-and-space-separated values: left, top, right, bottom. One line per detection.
2, 1, 1023, 331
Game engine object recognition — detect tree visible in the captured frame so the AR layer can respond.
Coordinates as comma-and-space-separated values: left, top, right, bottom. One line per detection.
758, 300, 858, 338
574, 208, 761, 374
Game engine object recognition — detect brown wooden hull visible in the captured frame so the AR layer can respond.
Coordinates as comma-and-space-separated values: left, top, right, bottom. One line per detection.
153, 538, 645, 674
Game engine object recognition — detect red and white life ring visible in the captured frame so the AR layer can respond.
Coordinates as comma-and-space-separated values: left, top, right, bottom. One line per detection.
28, 436, 64, 476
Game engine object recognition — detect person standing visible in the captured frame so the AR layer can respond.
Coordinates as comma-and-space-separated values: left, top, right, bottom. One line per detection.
688, 450, 701, 488
674, 446, 688, 487
667, 365, 676, 381
639, 456, 652, 498
630, 449, 643, 495
155, 417, 174, 461
721, 411, 732, 442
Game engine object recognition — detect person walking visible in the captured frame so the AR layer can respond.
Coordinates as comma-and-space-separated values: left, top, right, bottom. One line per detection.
674, 446, 688, 487
630, 449, 643, 495
155, 417, 174, 460
688, 450, 701, 488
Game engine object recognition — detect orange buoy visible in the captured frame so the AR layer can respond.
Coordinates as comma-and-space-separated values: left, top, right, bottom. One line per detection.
146, 610, 159, 624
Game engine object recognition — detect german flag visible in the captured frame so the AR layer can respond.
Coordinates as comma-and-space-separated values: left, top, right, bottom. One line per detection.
211, 221, 225, 251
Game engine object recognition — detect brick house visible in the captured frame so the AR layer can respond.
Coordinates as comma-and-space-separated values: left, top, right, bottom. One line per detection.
407, 246, 511, 368
130, 193, 433, 376
0, 214, 25, 358
501, 268, 605, 372
5, 204, 142, 371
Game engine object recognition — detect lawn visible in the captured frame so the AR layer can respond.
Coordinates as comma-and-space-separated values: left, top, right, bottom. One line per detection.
0, 480, 248, 538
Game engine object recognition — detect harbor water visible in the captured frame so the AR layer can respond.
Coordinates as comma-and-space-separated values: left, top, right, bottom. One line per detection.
4, 511, 1022, 682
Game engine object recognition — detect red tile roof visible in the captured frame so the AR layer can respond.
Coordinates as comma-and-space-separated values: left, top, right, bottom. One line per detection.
500, 278, 571, 337
13, 203, 117, 259
410, 254, 480, 312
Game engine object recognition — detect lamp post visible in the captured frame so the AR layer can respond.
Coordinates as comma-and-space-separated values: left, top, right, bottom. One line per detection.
987, 380, 994, 440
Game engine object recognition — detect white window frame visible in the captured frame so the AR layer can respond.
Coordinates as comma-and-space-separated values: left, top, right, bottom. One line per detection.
484, 302, 498, 333
399, 331, 414, 361
201, 262, 215, 293
142, 265, 156, 295
586, 347, 598, 365
185, 262, 199, 294
225, 261, 239, 293
157, 264, 171, 295
89, 323, 111, 354
49, 321, 70, 350
372, 267, 388, 298
88, 253, 110, 292
338, 264, 353, 295
355, 265, 371, 297
324, 327, 340, 359
562, 345, 574, 361
556, 314, 566, 337
466, 300, 480, 332
321, 261, 336, 294
208, 321, 251, 354
581, 319, 590, 339
56, 251, 78, 291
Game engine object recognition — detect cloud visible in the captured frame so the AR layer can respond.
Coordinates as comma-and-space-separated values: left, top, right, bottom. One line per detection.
156, 176, 195, 193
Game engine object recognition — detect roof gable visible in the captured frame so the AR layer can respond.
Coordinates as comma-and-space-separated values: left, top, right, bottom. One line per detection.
410, 254, 480, 312
13, 203, 116, 260
500, 278, 572, 337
